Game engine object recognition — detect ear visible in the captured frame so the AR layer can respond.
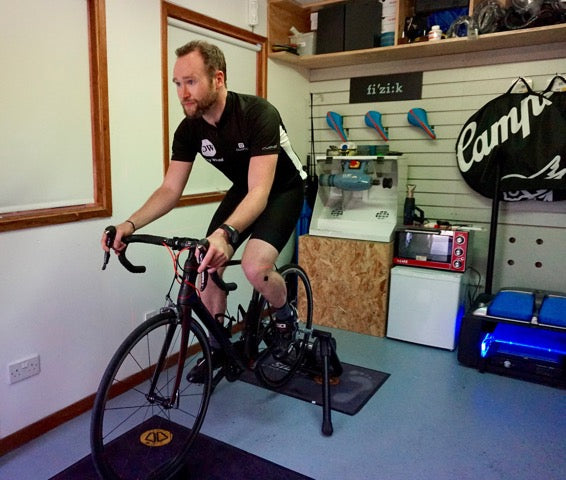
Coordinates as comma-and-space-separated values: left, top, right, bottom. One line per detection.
214, 70, 225, 88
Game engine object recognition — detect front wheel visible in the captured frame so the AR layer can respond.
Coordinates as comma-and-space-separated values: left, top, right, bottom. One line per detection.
90, 311, 212, 480
255, 264, 313, 388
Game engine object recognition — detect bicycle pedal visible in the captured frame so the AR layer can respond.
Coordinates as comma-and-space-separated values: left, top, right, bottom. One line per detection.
224, 362, 244, 382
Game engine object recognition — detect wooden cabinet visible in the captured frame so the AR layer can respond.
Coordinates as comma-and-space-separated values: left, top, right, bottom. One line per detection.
267, 0, 566, 70
298, 234, 393, 337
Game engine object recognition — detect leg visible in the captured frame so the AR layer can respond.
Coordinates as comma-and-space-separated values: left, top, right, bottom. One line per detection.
237, 179, 304, 307
241, 238, 286, 308
241, 239, 299, 359
200, 266, 227, 325
254, 264, 314, 388
186, 267, 228, 384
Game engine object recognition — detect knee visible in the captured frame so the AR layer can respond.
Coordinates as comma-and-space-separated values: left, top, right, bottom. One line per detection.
241, 260, 271, 288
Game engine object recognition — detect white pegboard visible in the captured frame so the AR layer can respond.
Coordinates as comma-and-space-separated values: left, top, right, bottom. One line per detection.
493, 224, 566, 293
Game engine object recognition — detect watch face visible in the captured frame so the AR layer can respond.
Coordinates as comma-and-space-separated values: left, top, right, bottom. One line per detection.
220, 224, 238, 245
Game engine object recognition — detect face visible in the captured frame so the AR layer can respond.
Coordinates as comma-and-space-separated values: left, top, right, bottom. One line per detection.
172, 51, 219, 119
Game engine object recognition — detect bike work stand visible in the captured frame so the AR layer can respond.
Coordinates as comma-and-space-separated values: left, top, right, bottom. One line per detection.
303, 329, 343, 436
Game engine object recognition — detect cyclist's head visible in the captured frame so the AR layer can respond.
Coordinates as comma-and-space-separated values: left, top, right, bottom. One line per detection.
175, 40, 227, 86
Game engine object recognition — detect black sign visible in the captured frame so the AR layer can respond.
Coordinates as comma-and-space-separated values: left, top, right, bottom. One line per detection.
349, 72, 423, 104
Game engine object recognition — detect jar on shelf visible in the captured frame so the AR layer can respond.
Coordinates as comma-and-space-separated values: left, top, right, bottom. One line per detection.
428, 25, 442, 41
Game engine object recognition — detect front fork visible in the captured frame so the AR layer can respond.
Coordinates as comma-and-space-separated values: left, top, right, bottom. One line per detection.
145, 305, 186, 408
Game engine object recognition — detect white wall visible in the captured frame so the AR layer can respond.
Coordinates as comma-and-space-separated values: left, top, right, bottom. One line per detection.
0, 0, 308, 440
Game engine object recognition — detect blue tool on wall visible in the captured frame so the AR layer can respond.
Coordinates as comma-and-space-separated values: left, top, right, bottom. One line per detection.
408, 108, 436, 139
364, 110, 389, 141
326, 111, 348, 142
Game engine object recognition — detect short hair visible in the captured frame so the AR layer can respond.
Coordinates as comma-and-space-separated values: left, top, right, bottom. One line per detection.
175, 40, 227, 85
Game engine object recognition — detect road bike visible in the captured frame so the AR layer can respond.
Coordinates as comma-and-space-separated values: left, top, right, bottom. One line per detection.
90, 227, 313, 479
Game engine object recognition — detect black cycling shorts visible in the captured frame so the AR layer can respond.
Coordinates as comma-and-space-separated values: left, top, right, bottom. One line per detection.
207, 179, 305, 253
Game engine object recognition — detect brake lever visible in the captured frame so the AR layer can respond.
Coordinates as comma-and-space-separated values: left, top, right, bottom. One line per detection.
197, 240, 208, 292
195, 238, 237, 293
102, 226, 117, 270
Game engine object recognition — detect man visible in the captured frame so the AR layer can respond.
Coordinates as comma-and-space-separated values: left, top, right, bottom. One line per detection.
101, 40, 306, 381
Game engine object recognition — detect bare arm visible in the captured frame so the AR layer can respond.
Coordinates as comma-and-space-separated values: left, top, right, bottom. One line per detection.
198, 153, 277, 272
222, 153, 277, 231
101, 160, 193, 252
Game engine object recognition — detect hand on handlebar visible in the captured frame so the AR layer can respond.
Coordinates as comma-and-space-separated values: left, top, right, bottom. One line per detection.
101, 222, 135, 254
100, 222, 135, 270
99, 228, 238, 291
197, 230, 233, 274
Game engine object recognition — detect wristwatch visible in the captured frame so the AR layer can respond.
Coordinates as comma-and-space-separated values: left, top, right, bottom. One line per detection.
218, 224, 239, 248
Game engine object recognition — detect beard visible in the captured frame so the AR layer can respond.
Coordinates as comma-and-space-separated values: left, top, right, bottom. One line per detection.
182, 87, 219, 119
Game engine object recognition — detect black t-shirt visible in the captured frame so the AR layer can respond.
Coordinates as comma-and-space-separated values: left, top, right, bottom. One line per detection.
171, 91, 306, 193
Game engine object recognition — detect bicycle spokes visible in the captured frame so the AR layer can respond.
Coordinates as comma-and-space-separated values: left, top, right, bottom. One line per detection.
91, 312, 211, 480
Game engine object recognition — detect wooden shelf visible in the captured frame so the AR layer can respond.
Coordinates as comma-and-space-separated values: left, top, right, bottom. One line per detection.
269, 22, 566, 70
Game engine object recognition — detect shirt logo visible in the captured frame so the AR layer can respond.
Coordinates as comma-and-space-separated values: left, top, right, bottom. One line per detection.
236, 142, 248, 152
201, 139, 216, 157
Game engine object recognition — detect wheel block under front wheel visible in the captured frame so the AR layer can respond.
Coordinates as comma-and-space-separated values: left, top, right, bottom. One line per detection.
90, 312, 212, 480
254, 264, 314, 388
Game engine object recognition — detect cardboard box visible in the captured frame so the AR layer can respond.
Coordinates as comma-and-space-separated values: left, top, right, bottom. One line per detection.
289, 32, 316, 56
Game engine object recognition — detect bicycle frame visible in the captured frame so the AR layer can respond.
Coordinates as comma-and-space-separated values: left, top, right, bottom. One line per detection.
138, 242, 255, 407
102, 226, 311, 403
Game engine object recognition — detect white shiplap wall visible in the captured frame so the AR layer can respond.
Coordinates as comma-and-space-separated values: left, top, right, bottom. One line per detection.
309, 57, 566, 293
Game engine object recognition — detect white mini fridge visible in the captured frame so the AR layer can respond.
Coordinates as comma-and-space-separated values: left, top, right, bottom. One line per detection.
387, 266, 469, 350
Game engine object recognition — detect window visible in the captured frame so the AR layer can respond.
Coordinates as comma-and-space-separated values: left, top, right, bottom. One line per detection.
0, 0, 111, 232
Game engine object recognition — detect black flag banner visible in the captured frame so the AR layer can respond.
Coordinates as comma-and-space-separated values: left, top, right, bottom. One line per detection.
456, 77, 566, 201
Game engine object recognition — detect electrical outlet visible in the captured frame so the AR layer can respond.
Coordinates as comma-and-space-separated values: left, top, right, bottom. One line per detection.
8, 355, 41, 384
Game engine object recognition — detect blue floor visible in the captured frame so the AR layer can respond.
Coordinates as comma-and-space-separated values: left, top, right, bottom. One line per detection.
1, 327, 565, 480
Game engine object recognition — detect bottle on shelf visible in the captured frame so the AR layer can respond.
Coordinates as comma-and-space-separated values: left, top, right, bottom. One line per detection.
380, 0, 397, 46
428, 25, 442, 41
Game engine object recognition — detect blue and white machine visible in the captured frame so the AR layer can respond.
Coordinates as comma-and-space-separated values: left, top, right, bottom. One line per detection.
309, 153, 406, 242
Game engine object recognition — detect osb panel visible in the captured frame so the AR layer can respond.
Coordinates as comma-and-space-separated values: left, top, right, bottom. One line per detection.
299, 235, 393, 337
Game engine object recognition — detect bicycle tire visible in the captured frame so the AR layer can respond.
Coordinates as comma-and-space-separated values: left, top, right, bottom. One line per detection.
90, 311, 212, 480
255, 264, 313, 388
